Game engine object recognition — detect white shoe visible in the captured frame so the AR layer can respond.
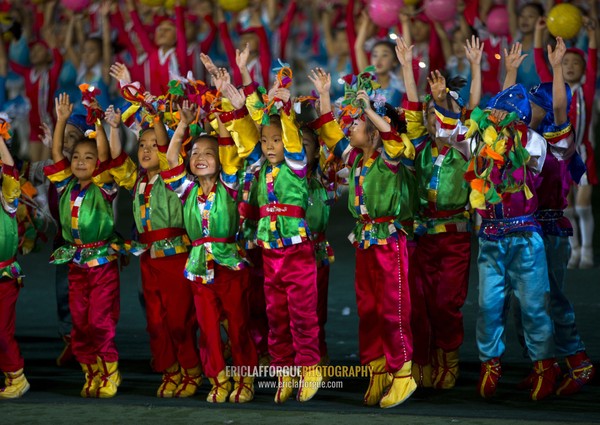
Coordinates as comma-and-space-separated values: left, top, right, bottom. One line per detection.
568, 246, 581, 269
580, 246, 594, 269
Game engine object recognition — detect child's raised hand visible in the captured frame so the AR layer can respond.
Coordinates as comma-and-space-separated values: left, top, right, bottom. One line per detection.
55, 93, 73, 122
427, 70, 447, 103
178, 100, 196, 125
356, 90, 372, 111
105, 105, 122, 129
212, 67, 231, 92
222, 83, 246, 110
394, 37, 413, 67
503, 42, 527, 74
308, 68, 331, 94
465, 35, 483, 66
272, 88, 291, 104
236, 43, 251, 71
109, 62, 132, 84
583, 16, 597, 34
267, 80, 281, 101
548, 36, 567, 69
39, 122, 53, 148
200, 53, 219, 78
535, 16, 546, 33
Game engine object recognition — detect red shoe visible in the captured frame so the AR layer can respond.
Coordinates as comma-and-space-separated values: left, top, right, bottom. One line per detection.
56, 335, 75, 367
517, 363, 561, 390
530, 359, 559, 401
556, 352, 596, 396
478, 358, 501, 399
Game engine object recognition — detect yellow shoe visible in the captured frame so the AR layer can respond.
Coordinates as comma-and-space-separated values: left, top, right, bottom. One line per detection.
80, 363, 100, 398
96, 359, 121, 398
412, 363, 433, 388
364, 356, 391, 406
274, 374, 295, 404
229, 376, 254, 403
432, 349, 459, 389
174, 365, 202, 398
157, 363, 182, 398
0, 369, 30, 399
379, 361, 417, 409
207, 369, 232, 403
297, 364, 323, 402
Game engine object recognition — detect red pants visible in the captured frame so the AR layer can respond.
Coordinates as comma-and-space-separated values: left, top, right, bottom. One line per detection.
192, 266, 257, 378
262, 241, 320, 367
68, 261, 120, 364
317, 264, 330, 358
246, 248, 269, 357
355, 235, 412, 373
415, 232, 471, 352
141, 252, 199, 372
0, 278, 24, 372
407, 240, 432, 365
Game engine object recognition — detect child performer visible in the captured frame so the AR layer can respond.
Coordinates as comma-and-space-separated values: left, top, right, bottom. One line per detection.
43, 94, 122, 398
221, 74, 323, 404
162, 97, 257, 404
396, 36, 483, 390
534, 16, 598, 269
508, 37, 596, 396
0, 122, 29, 399
308, 66, 416, 408
449, 83, 557, 401
104, 99, 200, 398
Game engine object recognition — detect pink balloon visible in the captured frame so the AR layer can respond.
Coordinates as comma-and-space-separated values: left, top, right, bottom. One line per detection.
487, 6, 509, 37
424, 0, 457, 22
61, 0, 90, 13
367, 0, 401, 29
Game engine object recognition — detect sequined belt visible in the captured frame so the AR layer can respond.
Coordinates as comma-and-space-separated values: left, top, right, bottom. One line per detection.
359, 215, 396, 224
138, 227, 186, 245
192, 236, 236, 247
259, 203, 305, 219
479, 215, 541, 241
73, 240, 108, 249
534, 209, 564, 221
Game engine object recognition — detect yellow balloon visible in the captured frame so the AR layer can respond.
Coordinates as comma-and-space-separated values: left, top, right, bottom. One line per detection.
547, 3, 582, 40
140, 0, 166, 7
164, 0, 186, 9
218, 0, 249, 13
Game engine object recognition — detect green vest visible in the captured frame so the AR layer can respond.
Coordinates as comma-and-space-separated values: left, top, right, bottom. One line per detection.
0, 208, 21, 279
183, 181, 245, 280
348, 153, 403, 247
415, 142, 471, 234
255, 163, 310, 248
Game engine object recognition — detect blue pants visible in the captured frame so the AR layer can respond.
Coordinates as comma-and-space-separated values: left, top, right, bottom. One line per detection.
477, 233, 554, 362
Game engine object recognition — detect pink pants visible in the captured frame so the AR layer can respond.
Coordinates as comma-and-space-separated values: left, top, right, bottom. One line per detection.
192, 266, 257, 378
0, 278, 24, 372
141, 252, 199, 372
68, 261, 120, 364
415, 232, 471, 352
262, 241, 320, 367
246, 248, 269, 357
407, 239, 432, 365
317, 264, 330, 358
355, 235, 413, 373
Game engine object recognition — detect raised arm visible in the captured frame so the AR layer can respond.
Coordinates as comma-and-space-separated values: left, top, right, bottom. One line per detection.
167, 100, 195, 169
433, 21, 453, 64
105, 105, 122, 159
52, 93, 73, 163
308, 67, 332, 115
395, 37, 417, 102
235, 43, 253, 87
357, 90, 390, 134
548, 37, 567, 126
465, 35, 483, 109
503, 42, 527, 89
354, 12, 374, 73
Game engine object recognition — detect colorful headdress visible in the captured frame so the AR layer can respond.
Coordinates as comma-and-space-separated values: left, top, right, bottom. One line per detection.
66, 114, 94, 136
338, 66, 386, 132
485, 83, 531, 124
463, 106, 535, 209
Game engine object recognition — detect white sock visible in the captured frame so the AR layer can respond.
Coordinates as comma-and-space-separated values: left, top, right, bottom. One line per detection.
576, 205, 595, 248
565, 207, 580, 249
